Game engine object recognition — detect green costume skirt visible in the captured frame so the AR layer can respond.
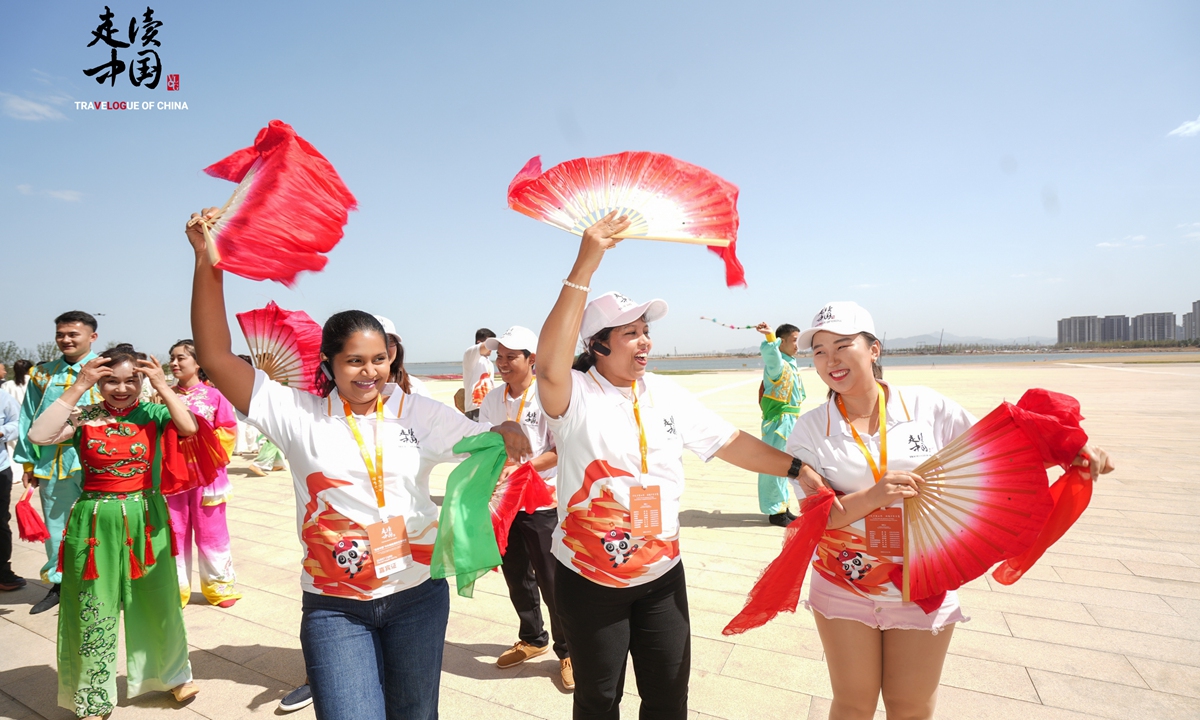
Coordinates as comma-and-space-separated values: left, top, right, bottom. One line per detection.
58, 490, 192, 717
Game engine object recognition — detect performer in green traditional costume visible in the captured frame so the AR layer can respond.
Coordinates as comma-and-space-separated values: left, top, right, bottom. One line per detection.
29, 344, 223, 719
14, 311, 103, 613
755, 322, 807, 526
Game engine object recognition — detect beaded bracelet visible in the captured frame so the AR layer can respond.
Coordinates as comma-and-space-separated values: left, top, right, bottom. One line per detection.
562, 279, 590, 292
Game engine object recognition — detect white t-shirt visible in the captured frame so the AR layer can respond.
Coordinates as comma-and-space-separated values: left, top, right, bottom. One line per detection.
462, 344, 495, 412
545, 369, 736, 588
246, 369, 490, 599
785, 383, 975, 603
478, 379, 556, 510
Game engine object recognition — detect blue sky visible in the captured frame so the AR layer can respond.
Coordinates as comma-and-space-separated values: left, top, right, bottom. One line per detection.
2, 1, 1198, 362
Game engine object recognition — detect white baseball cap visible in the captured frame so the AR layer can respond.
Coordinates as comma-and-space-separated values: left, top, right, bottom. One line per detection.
485, 326, 539, 354
798, 301, 876, 349
580, 291, 669, 343
373, 315, 401, 342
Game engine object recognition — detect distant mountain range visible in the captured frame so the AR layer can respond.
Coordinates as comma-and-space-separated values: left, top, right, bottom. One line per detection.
723, 331, 1056, 354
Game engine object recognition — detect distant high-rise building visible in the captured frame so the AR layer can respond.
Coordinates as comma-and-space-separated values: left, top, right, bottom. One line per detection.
1130, 312, 1176, 342
1185, 300, 1200, 341
1057, 316, 1101, 344
1101, 315, 1129, 342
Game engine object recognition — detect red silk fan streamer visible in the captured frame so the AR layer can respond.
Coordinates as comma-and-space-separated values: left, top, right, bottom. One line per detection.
1011, 389, 1088, 469
992, 466, 1092, 585
489, 462, 554, 556
236, 301, 324, 394
988, 389, 1092, 584
16, 488, 50, 543
160, 416, 229, 496
507, 153, 746, 287
203, 120, 357, 287
723, 487, 836, 636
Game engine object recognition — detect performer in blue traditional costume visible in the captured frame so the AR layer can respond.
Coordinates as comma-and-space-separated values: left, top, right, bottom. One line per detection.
14, 311, 103, 613
755, 321, 807, 527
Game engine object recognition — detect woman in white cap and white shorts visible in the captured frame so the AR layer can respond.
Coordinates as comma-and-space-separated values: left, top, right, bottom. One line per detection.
785, 301, 1113, 720
537, 212, 829, 720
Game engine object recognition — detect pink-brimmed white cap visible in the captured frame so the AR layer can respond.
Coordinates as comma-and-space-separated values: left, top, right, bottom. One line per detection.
580, 291, 668, 343
798, 301, 876, 349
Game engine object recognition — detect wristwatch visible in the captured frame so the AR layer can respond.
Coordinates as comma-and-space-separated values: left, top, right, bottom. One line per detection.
786, 457, 804, 479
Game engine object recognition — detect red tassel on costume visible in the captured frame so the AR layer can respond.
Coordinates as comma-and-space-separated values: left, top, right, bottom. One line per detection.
82, 538, 100, 581
168, 517, 179, 557
144, 526, 156, 567
723, 487, 837, 635
126, 537, 144, 580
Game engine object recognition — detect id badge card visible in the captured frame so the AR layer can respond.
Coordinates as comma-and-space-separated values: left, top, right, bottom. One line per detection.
366, 515, 411, 578
629, 484, 663, 539
864, 507, 903, 557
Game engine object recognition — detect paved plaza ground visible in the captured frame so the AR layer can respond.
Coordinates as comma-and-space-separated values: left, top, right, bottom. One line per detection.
2, 358, 1199, 719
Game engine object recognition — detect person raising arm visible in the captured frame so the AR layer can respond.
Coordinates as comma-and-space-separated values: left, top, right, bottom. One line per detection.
186, 208, 529, 720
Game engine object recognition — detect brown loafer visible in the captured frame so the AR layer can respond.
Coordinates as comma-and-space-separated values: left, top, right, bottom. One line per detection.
496, 640, 549, 669
560, 658, 575, 690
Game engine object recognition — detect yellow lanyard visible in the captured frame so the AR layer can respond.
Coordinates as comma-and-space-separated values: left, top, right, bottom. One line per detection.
342, 396, 386, 508
835, 383, 888, 482
506, 379, 534, 423
630, 381, 649, 474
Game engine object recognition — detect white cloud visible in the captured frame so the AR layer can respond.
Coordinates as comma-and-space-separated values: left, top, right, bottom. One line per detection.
1096, 242, 1122, 248
852, 283, 880, 289
16, 184, 82, 202
1125, 234, 1147, 242
1011, 273, 1030, 278
0, 92, 64, 121
45, 190, 81, 202
1168, 115, 1200, 138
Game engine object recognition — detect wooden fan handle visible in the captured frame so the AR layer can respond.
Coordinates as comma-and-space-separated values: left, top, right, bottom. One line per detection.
902, 498, 912, 603
612, 233, 732, 248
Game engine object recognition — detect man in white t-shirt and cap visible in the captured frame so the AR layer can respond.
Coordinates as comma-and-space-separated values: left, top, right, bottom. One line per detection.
461, 328, 496, 420
476, 326, 574, 688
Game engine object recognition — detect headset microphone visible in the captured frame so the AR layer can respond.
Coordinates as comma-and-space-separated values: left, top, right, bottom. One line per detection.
592, 343, 611, 356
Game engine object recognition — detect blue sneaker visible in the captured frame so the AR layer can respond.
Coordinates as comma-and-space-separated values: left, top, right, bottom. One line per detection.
278, 684, 313, 712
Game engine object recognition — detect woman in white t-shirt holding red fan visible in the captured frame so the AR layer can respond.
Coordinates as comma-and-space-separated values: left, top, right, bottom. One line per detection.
785, 301, 1113, 720
538, 212, 831, 719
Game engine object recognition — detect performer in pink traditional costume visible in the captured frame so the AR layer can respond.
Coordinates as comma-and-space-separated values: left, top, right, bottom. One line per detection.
166, 339, 241, 608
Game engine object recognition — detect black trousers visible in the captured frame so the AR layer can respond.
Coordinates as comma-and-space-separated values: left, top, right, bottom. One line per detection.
500, 509, 568, 659
0, 467, 13, 579
555, 561, 690, 720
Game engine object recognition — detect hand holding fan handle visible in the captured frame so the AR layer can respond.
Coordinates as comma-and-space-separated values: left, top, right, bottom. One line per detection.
186, 206, 225, 266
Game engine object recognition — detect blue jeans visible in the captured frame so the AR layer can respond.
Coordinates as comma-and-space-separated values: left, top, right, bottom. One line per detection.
300, 578, 450, 720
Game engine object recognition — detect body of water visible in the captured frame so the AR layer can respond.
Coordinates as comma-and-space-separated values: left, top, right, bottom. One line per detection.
407, 351, 1192, 377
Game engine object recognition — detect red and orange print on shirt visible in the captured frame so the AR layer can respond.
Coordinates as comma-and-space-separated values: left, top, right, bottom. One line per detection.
559, 459, 679, 587
813, 527, 902, 599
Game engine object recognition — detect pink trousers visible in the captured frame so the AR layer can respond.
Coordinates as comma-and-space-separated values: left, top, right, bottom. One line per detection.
166, 488, 241, 606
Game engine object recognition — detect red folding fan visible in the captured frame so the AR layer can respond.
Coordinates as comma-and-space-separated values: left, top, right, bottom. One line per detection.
236, 301, 324, 393
902, 404, 1053, 602
190, 120, 357, 287
507, 152, 745, 287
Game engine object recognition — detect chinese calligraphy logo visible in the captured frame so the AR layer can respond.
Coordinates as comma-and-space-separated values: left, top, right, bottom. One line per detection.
83, 6, 168, 89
